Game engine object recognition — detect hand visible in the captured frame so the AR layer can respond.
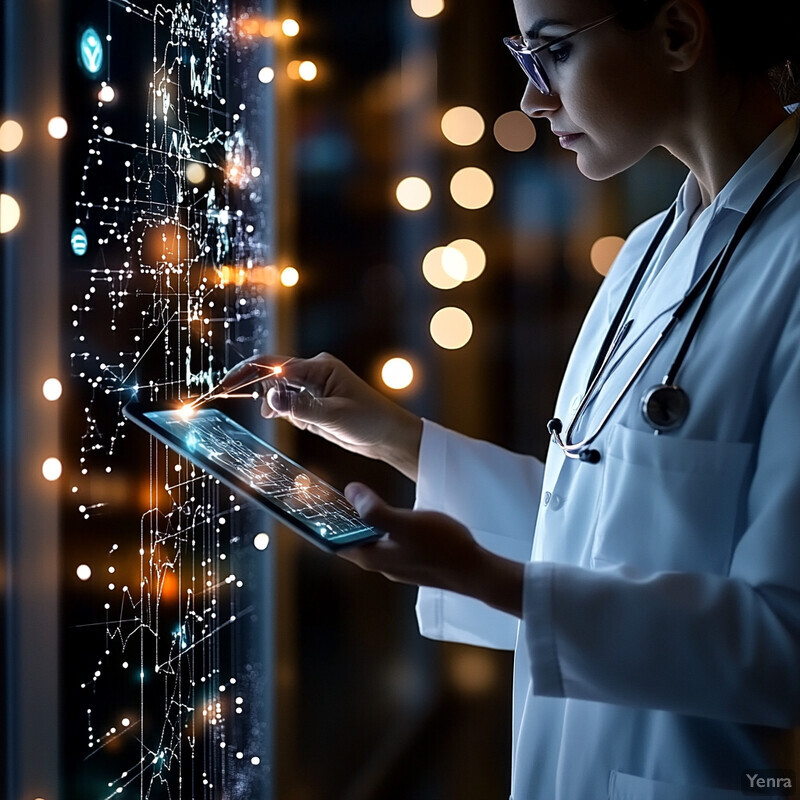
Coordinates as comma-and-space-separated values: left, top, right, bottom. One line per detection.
221, 353, 423, 480
342, 483, 524, 617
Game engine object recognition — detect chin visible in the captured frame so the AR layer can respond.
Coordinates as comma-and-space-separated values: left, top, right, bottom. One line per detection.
575, 153, 634, 182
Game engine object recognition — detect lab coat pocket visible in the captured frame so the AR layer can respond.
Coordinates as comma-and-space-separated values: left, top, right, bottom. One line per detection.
592, 423, 753, 575
608, 770, 771, 799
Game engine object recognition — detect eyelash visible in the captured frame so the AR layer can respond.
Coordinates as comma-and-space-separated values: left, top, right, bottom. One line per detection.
546, 43, 572, 64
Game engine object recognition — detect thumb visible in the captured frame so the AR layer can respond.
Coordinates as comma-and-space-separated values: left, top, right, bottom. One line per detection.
345, 482, 408, 532
266, 384, 322, 421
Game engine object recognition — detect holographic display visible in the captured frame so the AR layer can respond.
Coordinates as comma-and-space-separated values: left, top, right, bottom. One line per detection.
63, 1, 278, 797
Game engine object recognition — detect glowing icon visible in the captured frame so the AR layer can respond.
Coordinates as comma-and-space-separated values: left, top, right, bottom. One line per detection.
71, 227, 88, 256
78, 27, 104, 75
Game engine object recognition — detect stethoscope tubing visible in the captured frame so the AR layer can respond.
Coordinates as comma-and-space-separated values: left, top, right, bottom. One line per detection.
552, 121, 800, 461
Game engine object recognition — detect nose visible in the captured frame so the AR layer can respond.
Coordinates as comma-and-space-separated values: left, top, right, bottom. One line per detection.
520, 81, 560, 118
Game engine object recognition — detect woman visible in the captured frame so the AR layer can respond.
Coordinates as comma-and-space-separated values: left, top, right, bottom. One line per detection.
225, 0, 800, 797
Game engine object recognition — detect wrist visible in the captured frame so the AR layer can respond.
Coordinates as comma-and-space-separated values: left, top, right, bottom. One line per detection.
452, 548, 524, 618
378, 407, 422, 481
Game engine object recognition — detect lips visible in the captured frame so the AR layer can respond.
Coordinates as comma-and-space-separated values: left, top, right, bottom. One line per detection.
553, 131, 583, 147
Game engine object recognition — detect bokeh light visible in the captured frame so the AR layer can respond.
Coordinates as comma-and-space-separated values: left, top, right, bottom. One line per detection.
381, 357, 415, 390
42, 457, 63, 481
47, 116, 69, 139
494, 110, 537, 152
0, 120, 24, 152
447, 238, 486, 281
590, 235, 626, 276
441, 106, 485, 146
430, 307, 473, 350
98, 84, 116, 103
450, 167, 493, 209
281, 18, 300, 36
298, 60, 317, 81
42, 378, 63, 401
185, 162, 207, 184
258, 66, 275, 84
441, 246, 468, 281
396, 176, 432, 211
76, 564, 92, 581
422, 246, 462, 290
253, 533, 270, 551
0, 194, 21, 234
280, 266, 299, 287
411, 0, 445, 17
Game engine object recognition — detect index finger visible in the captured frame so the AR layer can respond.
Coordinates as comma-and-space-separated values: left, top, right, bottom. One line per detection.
220, 354, 291, 390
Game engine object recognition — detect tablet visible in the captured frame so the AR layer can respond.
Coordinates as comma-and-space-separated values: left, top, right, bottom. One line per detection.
122, 400, 383, 552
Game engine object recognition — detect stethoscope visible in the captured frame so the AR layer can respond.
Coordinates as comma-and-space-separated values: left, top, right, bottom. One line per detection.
548, 125, 800, 464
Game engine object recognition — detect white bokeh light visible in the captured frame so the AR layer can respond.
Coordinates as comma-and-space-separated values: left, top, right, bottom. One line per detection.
381, 357, 415, 390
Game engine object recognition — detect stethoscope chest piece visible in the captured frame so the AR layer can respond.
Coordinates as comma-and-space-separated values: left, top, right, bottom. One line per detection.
641, 384, 690, 432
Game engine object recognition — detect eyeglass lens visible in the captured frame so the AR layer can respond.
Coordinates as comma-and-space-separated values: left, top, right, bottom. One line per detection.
509, 48, 550, 94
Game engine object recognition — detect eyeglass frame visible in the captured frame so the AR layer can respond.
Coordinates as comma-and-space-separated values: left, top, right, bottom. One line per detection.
503, 12, 619, 95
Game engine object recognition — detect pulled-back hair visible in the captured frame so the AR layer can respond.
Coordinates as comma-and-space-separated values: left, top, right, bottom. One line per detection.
610, 0, 800, 105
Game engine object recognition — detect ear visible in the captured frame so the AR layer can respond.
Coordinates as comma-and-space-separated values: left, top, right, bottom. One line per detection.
655, 0, 709, 72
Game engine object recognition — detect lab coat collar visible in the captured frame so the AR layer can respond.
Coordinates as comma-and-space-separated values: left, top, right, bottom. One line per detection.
593, 114, 800, 412
679, 113, 800, 218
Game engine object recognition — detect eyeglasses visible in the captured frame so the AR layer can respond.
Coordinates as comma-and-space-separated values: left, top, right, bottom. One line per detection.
503, 12, 618, 95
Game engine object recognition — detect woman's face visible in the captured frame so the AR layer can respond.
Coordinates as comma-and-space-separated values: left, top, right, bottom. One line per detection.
512, 0, 675, 180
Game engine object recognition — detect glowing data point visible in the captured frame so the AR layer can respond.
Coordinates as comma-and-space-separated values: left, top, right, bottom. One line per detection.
48, 116, 69, 139
381, 357, 414, 390
178, 405, 196, 419
78, 27, 104, 75
0, 119, 24, 152
43, 378, 63, 401
0, 194, 21, 234
253, 533, 270, 551
281, 18, 300, 37
396, 176, 431, 211
77, 564, 92, 581
98, 84, 116, 103
430, 307, 473, 350
257, 67, 275, 84
71, 227, 88, 255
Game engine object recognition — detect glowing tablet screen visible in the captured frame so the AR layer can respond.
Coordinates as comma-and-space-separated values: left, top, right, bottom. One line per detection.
130, 406, 380, 549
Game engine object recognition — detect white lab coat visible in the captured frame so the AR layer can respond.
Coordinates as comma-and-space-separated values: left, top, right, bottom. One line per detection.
415, 114, 800, 799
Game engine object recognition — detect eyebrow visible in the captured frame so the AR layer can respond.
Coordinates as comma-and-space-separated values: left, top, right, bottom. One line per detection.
523, 17, 569, 40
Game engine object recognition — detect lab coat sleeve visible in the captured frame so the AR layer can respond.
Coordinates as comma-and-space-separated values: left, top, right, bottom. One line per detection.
415, 419, 544, 650
523, 303, 800, 726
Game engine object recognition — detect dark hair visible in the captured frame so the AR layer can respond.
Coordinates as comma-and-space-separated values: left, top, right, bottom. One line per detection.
610, 0, 800, 105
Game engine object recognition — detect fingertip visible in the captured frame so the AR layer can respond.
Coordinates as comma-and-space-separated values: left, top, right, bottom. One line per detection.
266, 386, 290, 413
344, 481, 370, 508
